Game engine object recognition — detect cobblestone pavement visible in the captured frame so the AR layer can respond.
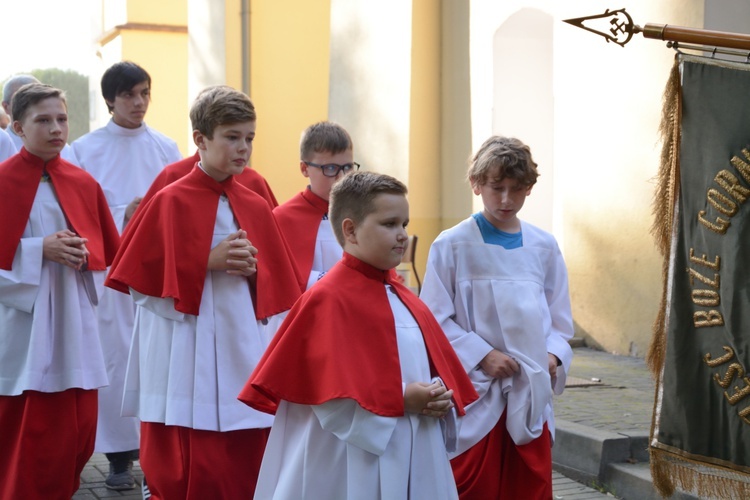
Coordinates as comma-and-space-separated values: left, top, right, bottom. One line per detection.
75, 346, 630, 499
73, 453, 144, 499
73, 454, 612, 499
555, 347, 655, 436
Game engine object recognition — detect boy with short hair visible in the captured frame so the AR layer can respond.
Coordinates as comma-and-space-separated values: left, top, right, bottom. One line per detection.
239, 171, 478, 499
72, 61, 182, 490
105, 86, 303, 498
139, 85, 278, 210
273, 121, 358, 289
3, 74, 79, 164
0, 83, 120, 498
420, 136, 574, 499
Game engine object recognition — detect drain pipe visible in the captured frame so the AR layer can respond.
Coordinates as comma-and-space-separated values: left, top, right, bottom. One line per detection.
241, 0, 250, 95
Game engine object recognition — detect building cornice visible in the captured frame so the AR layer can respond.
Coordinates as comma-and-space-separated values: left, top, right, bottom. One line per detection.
98, 22, 188, 46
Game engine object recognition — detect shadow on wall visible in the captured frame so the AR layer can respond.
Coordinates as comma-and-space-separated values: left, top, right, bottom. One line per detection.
567, 208, 662, 358
327, 13, 408, 180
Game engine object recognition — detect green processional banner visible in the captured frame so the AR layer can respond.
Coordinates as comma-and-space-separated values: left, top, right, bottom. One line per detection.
650, 54, 750, 497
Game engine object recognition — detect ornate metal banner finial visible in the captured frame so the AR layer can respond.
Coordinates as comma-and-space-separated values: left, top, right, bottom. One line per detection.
564, 8, 750, 53
563, 8, 636, 47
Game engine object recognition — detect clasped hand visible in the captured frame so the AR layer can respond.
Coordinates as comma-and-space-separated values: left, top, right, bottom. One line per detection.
404, 381, 454, 418
207, 229, 258, 276
480, 350, 560, 380
479, 350, 520, 379
42, 230, 89, 270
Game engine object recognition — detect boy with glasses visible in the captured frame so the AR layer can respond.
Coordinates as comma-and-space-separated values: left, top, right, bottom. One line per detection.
273, 121, 359, 289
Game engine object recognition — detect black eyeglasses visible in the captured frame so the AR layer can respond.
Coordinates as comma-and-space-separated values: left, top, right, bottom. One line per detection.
304, 161, 361, 178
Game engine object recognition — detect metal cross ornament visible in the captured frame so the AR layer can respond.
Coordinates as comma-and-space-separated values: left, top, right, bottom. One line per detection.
563, 8, 635, 47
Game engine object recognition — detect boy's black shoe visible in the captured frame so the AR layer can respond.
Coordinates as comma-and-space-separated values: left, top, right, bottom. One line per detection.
104, 453, 135, 490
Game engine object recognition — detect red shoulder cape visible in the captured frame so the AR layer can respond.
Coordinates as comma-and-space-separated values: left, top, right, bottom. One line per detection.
106, 166, 303, 318
0, 148, 120, 271
272, 189, 329, 280
238, 253, 478, 417
140, 151, 278, 211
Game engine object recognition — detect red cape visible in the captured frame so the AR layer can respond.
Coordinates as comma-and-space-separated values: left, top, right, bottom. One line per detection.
0, 148, 120, 271
238, 253, 478, 417
272, 189, 329, 280
106, 166, 304, 318
139, 151, 278, 211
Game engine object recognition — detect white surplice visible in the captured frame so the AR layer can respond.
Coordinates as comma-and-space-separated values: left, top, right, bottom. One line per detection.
254, 285, 459, 500
306, 217, 343, 288
122, 197, 277, 432
0, 128, 17, 162
72, 119, 182, 231
73, 118, 182, 452
0, 182, 107, 395
420, 218, 574, 453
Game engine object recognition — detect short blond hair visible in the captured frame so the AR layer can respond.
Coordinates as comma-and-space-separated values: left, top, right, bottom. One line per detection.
190, 85, 256, 139
467, 136, 539, 187
329, 171, 407, 246
11, 83, 66, 123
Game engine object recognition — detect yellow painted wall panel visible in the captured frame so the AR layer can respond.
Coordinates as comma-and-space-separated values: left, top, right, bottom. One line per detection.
120, 30, 190, 155
128, 0, 186, 26
408, 0, 441, 280
249, 0, 331, 204
225, 0, 243, 89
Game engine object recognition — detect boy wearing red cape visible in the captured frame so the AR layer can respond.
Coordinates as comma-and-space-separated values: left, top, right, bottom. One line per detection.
0, 83, 120, 498
105, 86, 303, 499
239, 171, 478, 499
272, 121, 358, 289
139, 87, 278, 212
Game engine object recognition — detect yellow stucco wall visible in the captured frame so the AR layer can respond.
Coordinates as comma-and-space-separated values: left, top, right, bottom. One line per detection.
119, 29, 189, 155
127, 0, 186, 25
224, 0, 244, 90
102, 0, 745, 357
408, 0, 442, 278
97, 0, 189, 155
249, 0, 332, 204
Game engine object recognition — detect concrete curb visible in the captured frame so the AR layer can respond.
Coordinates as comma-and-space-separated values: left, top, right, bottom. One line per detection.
553, 418, 699, 500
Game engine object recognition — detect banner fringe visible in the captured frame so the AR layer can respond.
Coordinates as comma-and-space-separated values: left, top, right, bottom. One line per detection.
647, 55, 681, 376
651, 448, 750, 498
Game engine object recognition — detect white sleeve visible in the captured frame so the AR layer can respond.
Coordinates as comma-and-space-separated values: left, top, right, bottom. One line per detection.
166, 142, 183, 164
130, 288, 187, 322
110, 205, 128, 234
0, 238, 44, 312
544, 241, 574, 394
311, 399, 398, 456
0, 130, 17, 161
259, 309, 289, 347
420, 239, 493, 372
61, 144, 79, 165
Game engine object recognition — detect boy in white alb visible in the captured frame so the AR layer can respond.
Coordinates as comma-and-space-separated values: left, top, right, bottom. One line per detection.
240, 171, 478, 500
420, 136, 574, 499
0, 83, 120, 499
273, 121, 359, 289
106, 86, 303, 498
71, 61, 182, 490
